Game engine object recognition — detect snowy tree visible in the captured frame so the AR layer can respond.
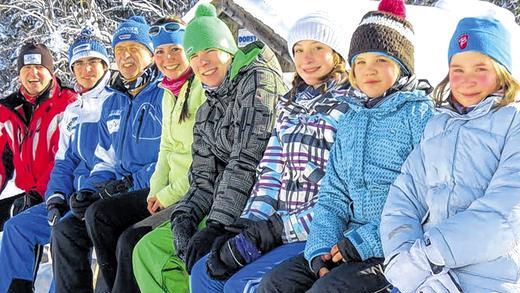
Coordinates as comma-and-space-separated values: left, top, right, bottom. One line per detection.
0, 0, 195, 97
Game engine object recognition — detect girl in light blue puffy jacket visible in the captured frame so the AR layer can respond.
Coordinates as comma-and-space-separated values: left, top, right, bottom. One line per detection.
381, 16, 520, 293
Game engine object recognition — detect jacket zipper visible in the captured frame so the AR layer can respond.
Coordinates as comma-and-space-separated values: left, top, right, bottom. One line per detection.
119, 101, 133, 160
136, 107, 145, 144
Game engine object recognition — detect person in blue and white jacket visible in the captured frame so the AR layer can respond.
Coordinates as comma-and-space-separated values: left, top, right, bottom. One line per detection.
381, 17, 520, 293
51, 16, 163, 293
0, 28, 111, 293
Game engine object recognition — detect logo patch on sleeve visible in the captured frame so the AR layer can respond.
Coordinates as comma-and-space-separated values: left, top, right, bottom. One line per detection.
107, 118, 120, 134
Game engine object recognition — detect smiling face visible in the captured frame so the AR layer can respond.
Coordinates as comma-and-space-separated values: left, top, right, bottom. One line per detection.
449, 51, 499, 107
189, 49, 232, 87
153, 44, 189, 80
114, 41, 153, 80
19, 65, 53, 96
293, 40, 335, 87
72, 57, 107, 90
352, 52, 401, 98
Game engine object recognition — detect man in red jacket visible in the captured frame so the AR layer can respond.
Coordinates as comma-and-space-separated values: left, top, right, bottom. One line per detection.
0, 42, 77, 230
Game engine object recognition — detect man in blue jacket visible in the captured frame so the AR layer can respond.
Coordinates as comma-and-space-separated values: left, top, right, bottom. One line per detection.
0, 28, 111, 293
51, 16, 163, 293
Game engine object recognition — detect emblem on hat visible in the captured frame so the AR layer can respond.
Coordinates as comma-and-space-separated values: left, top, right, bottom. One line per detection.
458, 34, 468, 50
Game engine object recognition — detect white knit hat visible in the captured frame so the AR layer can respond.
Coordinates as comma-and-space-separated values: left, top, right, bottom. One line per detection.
287, 11, 349, 62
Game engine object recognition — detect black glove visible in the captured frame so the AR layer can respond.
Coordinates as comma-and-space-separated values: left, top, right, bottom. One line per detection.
171, 214, 198, 262
70, 190, 98, 220
206, 232, 242, 280
205, 215, 283, 279
336, 238, 361, 263
10, 191, 43, 217
46, 193, 69, 226
185, 221, 226, 273
98, 175, 132, 198
310, 255, 338, 276
240, 214, 284, 253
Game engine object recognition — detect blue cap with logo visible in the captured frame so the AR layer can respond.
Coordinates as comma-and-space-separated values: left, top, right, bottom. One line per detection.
112, 16, 154, 53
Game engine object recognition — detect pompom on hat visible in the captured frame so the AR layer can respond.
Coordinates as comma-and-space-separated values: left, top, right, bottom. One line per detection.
68, 27, 110, 71
348, 0, 415, 75
183, 3, 238, 60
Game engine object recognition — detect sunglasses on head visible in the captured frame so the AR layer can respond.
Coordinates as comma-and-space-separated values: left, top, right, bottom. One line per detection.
148, 22, 184, 36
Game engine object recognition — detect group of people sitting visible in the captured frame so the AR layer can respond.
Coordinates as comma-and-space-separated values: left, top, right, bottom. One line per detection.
0, 0, 519, 292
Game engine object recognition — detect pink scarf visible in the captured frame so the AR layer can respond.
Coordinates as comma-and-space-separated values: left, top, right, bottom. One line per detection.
161, 68, 193, 96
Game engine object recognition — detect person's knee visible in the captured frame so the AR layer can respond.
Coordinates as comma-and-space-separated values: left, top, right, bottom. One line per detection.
3, 212, 30, 235
116, 227, 141, 260
223, 274, 250, 293
257, 270, 281, 293
51, 219, 72, 242
84, 200, 106, 230
190, 256, 207, 281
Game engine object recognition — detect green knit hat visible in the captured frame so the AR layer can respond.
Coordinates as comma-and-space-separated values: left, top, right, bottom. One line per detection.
183, 3, 238, 59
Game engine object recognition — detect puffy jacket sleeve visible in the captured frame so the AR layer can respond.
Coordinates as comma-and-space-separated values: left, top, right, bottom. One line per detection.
170, 119, 218, 223
148, 91, 173, 199
380, 143, 429, 259
241, 124, 285, 220
304, 134, 352, 261
0, 133, 13, 193
45, 107, 80, 200
424, 113, 520, 268
84, 98, 117, 191
346, 99, 433, 261
207, 69, 281, 225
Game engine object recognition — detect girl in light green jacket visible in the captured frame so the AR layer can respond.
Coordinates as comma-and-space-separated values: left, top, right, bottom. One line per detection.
119, 16, 206, 292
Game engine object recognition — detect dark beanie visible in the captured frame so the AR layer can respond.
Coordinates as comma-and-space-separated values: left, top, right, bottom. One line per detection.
17, 42, 54, 74
348, 0, 415, 75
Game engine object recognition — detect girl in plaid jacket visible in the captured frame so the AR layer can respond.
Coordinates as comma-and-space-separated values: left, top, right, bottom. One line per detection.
190, 11, 352, 292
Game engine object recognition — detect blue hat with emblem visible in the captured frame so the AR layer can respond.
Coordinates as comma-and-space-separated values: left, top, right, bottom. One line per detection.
112, 16, 154, 53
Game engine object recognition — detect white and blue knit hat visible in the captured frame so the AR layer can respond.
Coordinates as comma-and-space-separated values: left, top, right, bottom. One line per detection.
112, 16, 154, 53
68, 27, 110, 71
287, 11, 349, 62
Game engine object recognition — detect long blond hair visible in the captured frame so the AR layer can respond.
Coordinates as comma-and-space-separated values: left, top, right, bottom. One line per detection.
288, 51, 348, 102
432, 58, 520, 108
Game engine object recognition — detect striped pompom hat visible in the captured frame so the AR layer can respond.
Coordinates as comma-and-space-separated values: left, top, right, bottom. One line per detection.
348, 0, 415, 75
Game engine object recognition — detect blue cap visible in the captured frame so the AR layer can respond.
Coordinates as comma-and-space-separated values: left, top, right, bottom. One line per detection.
112, 16, 154, 53
68, 27, 110, 71
448, 17, 511, 73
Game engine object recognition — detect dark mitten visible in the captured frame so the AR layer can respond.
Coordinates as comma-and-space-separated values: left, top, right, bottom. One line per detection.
241, 213, 284, 253
205, 232, 242, 280
98, 175, 132, 198
46, 193, 69, 226
10, 190, 43, 217
309, 255, 339, 277
185, 221, 226, 273
171, 214, 198, 262
70, 190, 98, 220
336, 238, 362, 262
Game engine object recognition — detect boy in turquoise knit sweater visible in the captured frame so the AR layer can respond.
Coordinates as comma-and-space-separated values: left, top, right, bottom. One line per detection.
259, 0, 434, 292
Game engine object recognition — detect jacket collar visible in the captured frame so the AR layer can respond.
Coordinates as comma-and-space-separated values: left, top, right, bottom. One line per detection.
438, 95, 502, 120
